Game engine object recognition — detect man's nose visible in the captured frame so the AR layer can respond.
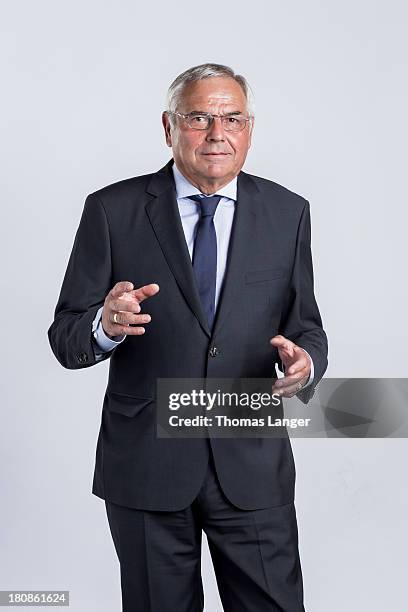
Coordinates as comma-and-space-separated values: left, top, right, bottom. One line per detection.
206, 116, 225, 141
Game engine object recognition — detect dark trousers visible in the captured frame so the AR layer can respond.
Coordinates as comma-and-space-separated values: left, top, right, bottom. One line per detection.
105, 448, 305, 612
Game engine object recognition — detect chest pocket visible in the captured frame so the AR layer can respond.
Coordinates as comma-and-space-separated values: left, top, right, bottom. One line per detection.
245, 268, 287, 284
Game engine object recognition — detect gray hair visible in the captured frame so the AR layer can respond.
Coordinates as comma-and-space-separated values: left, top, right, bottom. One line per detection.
165, 63, 255, 125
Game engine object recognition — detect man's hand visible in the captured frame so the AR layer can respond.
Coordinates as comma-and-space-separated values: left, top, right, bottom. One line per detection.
270, 334, 311, 398
102, 281, 160, 339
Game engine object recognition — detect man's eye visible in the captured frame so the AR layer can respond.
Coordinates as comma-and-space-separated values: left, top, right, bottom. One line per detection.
191, 115, 207, 122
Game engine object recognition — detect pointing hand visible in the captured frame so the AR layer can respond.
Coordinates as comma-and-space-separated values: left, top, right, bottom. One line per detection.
102, 281, 160, 339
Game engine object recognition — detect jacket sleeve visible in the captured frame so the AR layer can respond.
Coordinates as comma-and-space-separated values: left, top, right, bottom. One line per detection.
279, 200, 328, 402
48, 193, 114, 369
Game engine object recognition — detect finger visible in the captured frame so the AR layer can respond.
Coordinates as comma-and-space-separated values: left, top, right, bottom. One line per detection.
270, 335, 295, 357
110, 284, 160, 311
133, 284, 160, 303
110, 281, 134, 298
273, 371, 308, 390
110, 312, 151, 326
278, 346, 295, 365
111, 325, 146, 336
278, 384, 303, 398
110, 299, 141, 314
270, 334, 287, 347
286, 349, 309, 375
281, 345, 294, 360
273, 377, 308, 398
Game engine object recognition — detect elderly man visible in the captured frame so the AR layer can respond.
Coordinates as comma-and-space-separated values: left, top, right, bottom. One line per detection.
48, 63, 327, 612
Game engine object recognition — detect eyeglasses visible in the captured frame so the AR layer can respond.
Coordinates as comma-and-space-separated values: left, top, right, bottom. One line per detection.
168, 111, 253, 133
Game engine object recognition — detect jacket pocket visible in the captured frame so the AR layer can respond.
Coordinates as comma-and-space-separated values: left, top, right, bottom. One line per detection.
245, 268, 286, 284
104, 390, 154, 418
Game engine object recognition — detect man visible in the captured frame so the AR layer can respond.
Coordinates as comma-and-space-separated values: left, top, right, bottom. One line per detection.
48, 63, 328, 612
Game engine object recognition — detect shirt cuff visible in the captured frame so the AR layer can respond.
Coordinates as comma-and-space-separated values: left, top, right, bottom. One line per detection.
301, 350, 314, 389
92, 306, 126, 353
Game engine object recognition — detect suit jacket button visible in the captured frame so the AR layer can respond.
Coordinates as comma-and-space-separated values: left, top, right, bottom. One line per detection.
77, 352, 88, 363
209, 346, 219, 357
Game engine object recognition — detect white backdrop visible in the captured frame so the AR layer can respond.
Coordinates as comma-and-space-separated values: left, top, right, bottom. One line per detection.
1, 1, 407, 610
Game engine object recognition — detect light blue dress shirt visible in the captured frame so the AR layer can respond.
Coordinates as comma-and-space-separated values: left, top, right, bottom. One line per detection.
91, 163, 314, 387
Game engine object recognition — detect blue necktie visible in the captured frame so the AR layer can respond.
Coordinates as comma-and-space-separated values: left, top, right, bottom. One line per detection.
189, 194, 221, 330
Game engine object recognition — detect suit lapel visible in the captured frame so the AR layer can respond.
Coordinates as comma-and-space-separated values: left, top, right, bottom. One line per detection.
212, 170, 259, 336
145, 160, 211, 337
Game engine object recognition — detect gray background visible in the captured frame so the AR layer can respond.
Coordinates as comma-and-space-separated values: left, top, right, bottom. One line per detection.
1, 0, 407, 610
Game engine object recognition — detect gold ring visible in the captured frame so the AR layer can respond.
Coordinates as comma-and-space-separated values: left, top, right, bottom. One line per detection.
113, 312, 119, 324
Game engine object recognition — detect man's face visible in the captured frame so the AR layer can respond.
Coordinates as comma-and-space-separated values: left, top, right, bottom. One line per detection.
162, 77, 254, 192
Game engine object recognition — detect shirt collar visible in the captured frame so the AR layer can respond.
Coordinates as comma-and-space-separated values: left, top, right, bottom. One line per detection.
172, 162, 237, 201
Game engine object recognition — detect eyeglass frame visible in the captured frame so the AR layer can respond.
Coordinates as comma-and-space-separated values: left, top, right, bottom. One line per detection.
167, 111, 254, 132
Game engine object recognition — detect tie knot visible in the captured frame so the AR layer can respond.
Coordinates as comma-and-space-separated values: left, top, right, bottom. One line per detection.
189, 194, 221, 218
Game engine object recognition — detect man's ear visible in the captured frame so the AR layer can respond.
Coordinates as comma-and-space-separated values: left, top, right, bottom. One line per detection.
248, 116, 255, 148
162, 112, 172, 147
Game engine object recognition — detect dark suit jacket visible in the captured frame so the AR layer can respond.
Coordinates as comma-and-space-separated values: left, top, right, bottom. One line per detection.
48, 159, 328, 511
